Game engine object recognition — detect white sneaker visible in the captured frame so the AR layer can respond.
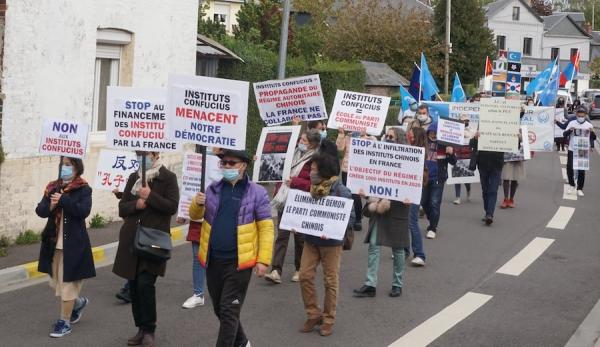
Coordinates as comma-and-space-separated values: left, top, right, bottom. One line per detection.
467, 191, 471, 201
577, 190, 584, 197
182, 294, 204, 309
291, 271, 300, 282
426, 230, 436, 239
453, 198, 461, 205
265, 270, 282, 284
568, 186, 576, 195
411, 257, 426, 266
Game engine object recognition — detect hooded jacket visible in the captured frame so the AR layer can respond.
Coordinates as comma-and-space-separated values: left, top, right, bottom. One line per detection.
425, 122, 457, 183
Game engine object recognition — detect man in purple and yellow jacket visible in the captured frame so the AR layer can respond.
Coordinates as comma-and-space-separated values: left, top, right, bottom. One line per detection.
189, 149, 274, 347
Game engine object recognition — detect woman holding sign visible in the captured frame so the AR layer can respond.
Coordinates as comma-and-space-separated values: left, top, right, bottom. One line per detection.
36, 157, 95, 338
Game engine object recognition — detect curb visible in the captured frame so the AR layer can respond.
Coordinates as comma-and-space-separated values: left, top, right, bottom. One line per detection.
0, 225, 189, 293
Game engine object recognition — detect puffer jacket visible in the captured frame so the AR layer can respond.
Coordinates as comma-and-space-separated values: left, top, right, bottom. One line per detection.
190, 176, 274, 270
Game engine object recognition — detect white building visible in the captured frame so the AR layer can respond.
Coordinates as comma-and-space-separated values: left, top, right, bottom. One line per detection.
201, 0, 246, 34
0, 0, 199, 238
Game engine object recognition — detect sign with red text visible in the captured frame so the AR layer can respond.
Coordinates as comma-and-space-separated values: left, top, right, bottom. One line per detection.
94, 149, 138, 192
520, 106, 554, 151
177, 152, 221, 220
347, 138, 425, 203
327, 90, 390, 136
437, 118, 465, 145
254, 75, 327, 126
167, 74, 249, 150
107, 87, 179, 152
39, 119, 89, 158
253, 125, 301, 183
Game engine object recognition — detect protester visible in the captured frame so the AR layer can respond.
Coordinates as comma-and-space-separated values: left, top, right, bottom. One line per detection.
556, 107, 596, 196
453, 117, 472, 205
405, 126, 428, 266
266, 130, 320, 284
36, 157, 94, 338
181, 215, 206, 309
299, 153, 355, 337
353, 128, 411, 298
113, 151, 179, 347
470, 134, 504, 225
555, 98, 568, 152
112, 187, 132, 304
500, 135, 526, 209
422, 122, 456, 239
190, 149, 274, 347
415, 104, 433, 130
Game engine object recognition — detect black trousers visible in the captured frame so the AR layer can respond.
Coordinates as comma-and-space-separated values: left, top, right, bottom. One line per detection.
567, 150, 585, 190
341, 171, 362, 223
130, 271, 158, 333
206, 258, 252, 347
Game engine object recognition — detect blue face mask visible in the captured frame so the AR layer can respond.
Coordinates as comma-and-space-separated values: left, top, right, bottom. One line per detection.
136, 155, 152, 168
222, 168, 240, 182
297, 143, 308, 152
60, 165, 74, 180
320, 130, 327, 139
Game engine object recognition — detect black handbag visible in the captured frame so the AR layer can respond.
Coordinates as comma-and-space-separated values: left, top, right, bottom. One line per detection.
134, 222, 172, 262
468, 150, 478, 171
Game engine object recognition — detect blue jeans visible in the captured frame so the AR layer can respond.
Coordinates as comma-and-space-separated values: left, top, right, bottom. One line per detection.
408, 204, 425, 259
479, 168, 502, 218
454, 183, 471, 198
421, 181, 445, 231
192, 242, 205, 295
365, 226, 405, 288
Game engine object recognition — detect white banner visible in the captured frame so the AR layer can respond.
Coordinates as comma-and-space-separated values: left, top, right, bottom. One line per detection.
254, 74, 327, 126
478, 98, 520, 153
106, 87, 179, 152
327, 90, 390, 136
437, 118, 465, 145
554, 108, 566, 138
347, 138, 425, 203
94, 149, 138, 192
521, 106, 554, 151
167, 74, 249, 150
39, 119, 89, 158
177, 152, 221, 220
279, 189, 353, 241
253, 125, 301, 183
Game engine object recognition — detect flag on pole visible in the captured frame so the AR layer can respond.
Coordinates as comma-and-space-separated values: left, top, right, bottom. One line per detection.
451, 73, 466, 102
483, 56, 493, 92
400, 85, 417, 113
526, 59, 556, 96
538, 59, 560, 106
419, 53, 440, 101
408, 64, 421, 101
559, 49, 580, 89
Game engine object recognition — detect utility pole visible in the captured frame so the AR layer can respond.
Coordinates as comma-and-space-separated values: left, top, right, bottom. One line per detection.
593, 2, 596, 31
277, 0, 291, 79
444, 0, 451, 95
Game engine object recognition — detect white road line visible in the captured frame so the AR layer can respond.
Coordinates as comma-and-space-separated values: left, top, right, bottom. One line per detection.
563, 185, 577, 201
561, 168, 567, 181
546, 206, 575, 230
496, 237, 555, 276
559, 156, 568, 165
389, 292, 493, 347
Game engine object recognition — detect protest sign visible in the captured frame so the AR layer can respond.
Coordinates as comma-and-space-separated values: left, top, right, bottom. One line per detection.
572, 134, 590, 151
279, 189, 353, 241
39, 119, 89, 159
327, 90, 390, 135
253, 125, 301, 183
503, 126, 531, 162
177, 152, 221, 220
253, 75, 327, 126
437, 118, 465, 145
477, 98, 520, 152
449, 102, 479, 126
573, 149, 590, 170
167, 74, 249, 150
347, 138, 425, 203
447, 147, 479, 184
554, 108, 566, 138
106, 87, 179, 152
520, 106, 554, 151
94, 149, 138, 192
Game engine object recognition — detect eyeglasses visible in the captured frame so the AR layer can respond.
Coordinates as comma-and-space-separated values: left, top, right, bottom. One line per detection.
219, 160, 242, 167
385, 135, 395, 140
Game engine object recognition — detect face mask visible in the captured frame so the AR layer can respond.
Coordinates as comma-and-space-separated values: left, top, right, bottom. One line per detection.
222, 168, 240, 182
60, 166, 74, 180
577, 117, 586, 124
528, 102, 534, 106
417, 114, 428, 122
320, 130, 327, 139
310, 173, 322, 185
136, 155, 153, 168
297, 143, 308, 152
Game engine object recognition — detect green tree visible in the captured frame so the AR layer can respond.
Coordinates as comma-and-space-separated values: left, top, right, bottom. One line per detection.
531, 0, 553, 16
434, 0, 495, 85
197, 1, 226, 40
233, 0, 283, 51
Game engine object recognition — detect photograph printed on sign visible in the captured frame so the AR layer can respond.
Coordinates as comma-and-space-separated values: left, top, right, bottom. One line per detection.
39, 119, 89, 159
253, 126, 300, 183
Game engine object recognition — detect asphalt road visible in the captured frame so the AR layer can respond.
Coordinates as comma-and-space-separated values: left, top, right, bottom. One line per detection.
0, 149, 598, 347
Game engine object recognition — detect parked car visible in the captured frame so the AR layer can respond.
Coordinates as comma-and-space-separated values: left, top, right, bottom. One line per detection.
580, 89, 600, 108
587, 93, 600, 119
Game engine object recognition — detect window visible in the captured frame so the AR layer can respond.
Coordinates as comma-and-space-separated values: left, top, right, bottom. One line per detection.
523, 38, 532, 56
512, 7, 520, 21
213, 4, 230, 29
496, 35, 506, 51
213, 13, 226, 25
551, 47, 560, 60
570, 48, 578, 59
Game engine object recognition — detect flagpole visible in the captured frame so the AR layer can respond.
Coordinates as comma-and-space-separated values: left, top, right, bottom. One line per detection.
417, 60, 422, 103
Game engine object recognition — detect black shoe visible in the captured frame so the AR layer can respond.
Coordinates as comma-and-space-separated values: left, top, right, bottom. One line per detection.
353, 285, 376, 297
389, 286, 402, 297
485, 215, 493, 226
353, 223, 362, 231
116, 288, 131, 303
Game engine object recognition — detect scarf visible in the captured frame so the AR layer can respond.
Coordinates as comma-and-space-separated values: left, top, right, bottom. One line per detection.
131, 159, 163, 196
310, 176, 338, 199
44, 176, 89, 241
291, 148, 315, 178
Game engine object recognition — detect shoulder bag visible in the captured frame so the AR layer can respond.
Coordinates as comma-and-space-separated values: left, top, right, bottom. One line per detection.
134, 210, 172, 261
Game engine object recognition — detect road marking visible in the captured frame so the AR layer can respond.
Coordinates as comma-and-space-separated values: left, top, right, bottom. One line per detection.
546, 206, 575, 230
559, 156, 568, 165
389, 292, 493, 347
563, 185, 577, 201
496, 237, 555, 276
565, 295, 600, 347
561, 168, 567, 181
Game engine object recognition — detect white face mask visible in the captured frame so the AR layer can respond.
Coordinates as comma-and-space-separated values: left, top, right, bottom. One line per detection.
577, 117, 586, 124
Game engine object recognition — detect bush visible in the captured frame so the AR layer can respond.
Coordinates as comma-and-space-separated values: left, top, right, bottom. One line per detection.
89, 213, 108, 229
386, 106, 401, 126
0, 235, 10, 248
15, 230, 40, 245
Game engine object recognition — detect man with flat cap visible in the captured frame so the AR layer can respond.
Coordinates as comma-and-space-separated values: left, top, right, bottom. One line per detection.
189, 149, 274, 347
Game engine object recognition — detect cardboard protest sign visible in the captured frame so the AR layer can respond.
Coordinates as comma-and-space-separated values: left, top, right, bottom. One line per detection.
477, 98, 520, 153
253, 125, 301, 183
437, 118, 465, 145
347, 138, 425, 203
554, 108, 566, 138
253, 75, 327, 126
94, 149, 138, 192
279, 189, 353, 241
177, 152, 222, 220
107, 87, 179, 152
39, 119, 89, 158
327, 90, 390, 135
520, 106, 554, 151
167, 74, 249, 150
447, 145, 479, 184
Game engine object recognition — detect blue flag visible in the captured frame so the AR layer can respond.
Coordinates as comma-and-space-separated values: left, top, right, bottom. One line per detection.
538, 59, 560, 106
420, 53, 440, 101
408, 64, 421, 101
526, 59, 555, 96
400, 85, 417, 113
451, 73, 466, 102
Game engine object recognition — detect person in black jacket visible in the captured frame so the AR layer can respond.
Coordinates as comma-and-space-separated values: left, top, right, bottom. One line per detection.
470, 134, 504, 225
